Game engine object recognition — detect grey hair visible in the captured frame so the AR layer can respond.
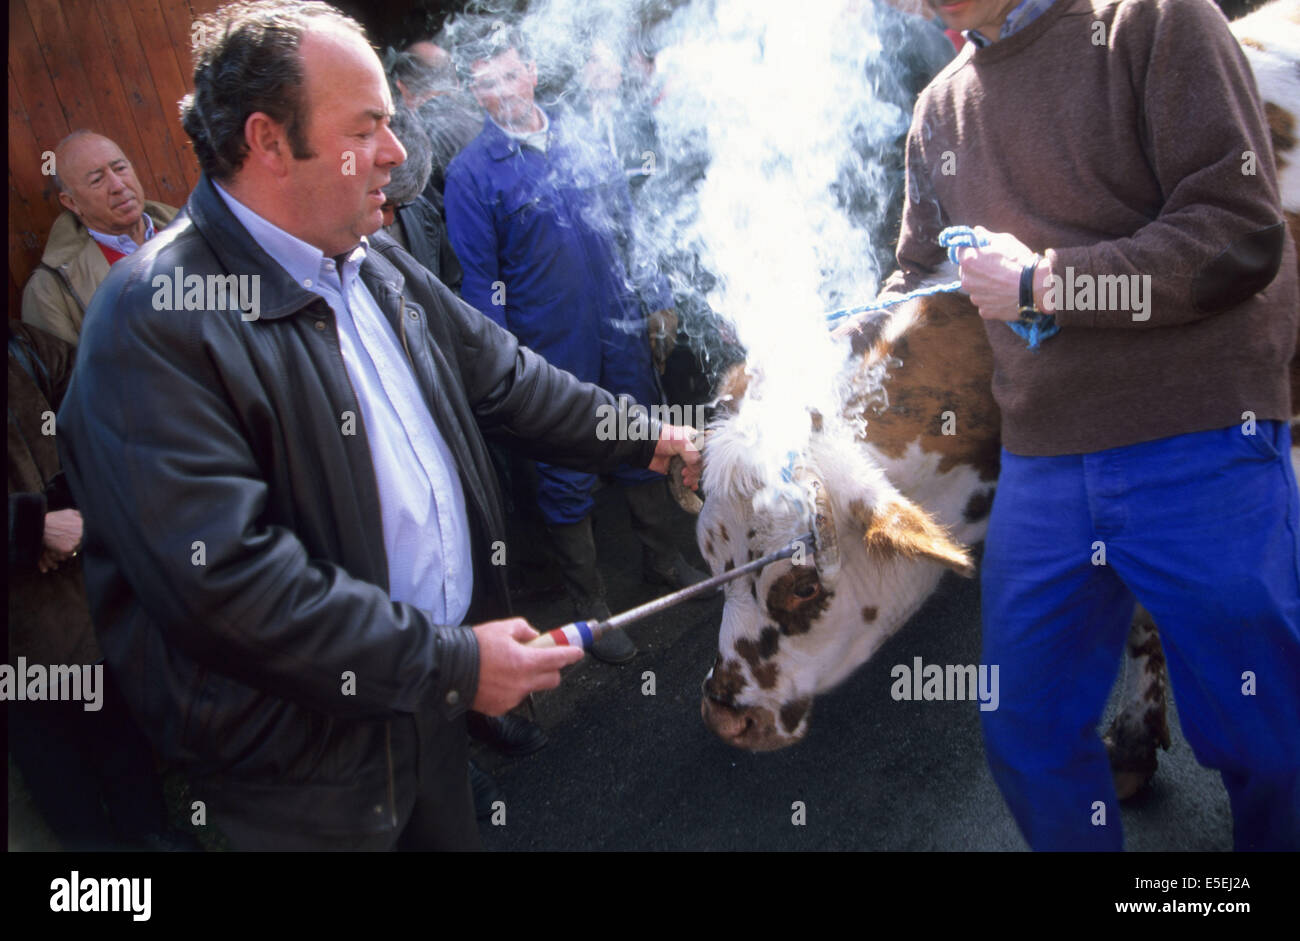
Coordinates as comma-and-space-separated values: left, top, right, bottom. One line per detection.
384, 106, 433, 207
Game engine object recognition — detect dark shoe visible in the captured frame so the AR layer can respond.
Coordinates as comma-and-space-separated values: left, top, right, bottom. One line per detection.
469, 761, 501, 821
570, 598, 635, 663
467, 711, 549, 758
589, 626, 637, 664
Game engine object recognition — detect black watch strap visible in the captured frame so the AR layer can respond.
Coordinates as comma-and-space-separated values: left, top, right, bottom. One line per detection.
1019, 254, 1041, 314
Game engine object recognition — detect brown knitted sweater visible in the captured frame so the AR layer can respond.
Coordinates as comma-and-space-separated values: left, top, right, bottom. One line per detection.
882, 0, 1298, 456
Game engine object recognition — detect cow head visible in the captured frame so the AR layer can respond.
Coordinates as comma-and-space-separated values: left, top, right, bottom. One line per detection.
693, 388, 974, 751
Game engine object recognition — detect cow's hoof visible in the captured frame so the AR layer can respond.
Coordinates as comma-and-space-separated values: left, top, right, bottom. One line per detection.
1110, 769, 1153, 802
1103, 719, 1160, 801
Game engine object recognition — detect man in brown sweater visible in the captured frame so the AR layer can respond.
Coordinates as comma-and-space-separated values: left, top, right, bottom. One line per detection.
858, 0, 1300, 850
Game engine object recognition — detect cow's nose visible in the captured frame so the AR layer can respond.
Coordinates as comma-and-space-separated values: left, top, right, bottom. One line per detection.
701, 695, 750, 740
701, 695, 803, 751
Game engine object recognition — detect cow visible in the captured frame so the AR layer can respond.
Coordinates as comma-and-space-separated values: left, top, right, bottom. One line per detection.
685, 1, 1300, 804
692, 287, 1013, 754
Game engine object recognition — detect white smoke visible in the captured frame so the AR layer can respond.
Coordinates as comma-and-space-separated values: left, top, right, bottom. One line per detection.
452, 0, 919, 483
648, 0, 908, 480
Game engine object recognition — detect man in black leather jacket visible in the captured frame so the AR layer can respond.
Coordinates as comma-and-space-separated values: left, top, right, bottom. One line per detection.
56, 0, 700, 851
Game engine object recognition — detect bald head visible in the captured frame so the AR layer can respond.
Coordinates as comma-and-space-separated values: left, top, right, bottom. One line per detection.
406, 40, 451, 71
54, 131, 147, 237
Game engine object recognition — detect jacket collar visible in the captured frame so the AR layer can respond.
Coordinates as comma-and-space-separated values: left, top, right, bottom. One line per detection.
482, 108, 556, 162
358, 237, 409, 329
40, 202, 176, 269
187, 172, 415, 332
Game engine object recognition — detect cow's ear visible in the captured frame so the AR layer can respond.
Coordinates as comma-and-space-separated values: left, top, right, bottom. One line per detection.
716, 363, 751, 414
849, 497, 974, 577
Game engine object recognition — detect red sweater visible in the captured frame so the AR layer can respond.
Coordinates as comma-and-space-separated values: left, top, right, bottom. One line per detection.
96, 241, 128, 266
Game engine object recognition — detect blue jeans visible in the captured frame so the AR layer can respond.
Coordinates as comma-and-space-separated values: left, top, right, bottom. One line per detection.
980, 421, 1300, 851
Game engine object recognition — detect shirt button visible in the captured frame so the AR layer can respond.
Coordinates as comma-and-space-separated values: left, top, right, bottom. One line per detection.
408, 310, 418, 320
303, 278, 313, 288
445, 689, 460, 706
314, 321, 325, 331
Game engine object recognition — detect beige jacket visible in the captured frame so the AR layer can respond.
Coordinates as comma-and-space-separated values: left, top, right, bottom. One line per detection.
20, 201, 179, 345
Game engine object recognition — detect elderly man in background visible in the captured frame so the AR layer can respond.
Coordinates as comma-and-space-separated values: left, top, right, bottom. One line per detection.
21, 131, 177, 345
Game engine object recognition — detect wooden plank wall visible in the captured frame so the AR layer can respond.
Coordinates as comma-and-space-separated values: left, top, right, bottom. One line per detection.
7, 0, 224, 318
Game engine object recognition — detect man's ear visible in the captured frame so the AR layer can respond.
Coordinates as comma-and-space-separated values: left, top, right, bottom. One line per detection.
849, 495, 974, 577
58, 191, 79, 216
243, 111, 291, 174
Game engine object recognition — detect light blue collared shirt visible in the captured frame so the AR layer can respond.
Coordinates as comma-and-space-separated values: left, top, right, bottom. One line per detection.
214, 182, 474, 625
965, 0, 1057, 48
88, 212, 156, 255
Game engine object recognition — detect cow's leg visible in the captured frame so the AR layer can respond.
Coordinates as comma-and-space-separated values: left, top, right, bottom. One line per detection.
1102, 605, 1171, 800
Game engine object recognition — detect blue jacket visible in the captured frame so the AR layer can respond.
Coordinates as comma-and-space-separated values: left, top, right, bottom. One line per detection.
445, 112, 670, 408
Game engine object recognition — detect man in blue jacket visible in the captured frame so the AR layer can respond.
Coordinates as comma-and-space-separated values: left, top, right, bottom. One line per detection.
445, 24, 703, 663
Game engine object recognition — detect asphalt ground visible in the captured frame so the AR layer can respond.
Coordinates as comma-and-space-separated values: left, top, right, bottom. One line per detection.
7, 481, 1233, 853
476, 482, 1234, 851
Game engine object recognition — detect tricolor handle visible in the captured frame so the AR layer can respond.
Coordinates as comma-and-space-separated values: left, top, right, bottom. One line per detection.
527, 620, 600, 650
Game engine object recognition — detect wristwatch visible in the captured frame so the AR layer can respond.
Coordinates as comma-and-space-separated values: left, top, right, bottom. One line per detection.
1018, 253, 1042, 321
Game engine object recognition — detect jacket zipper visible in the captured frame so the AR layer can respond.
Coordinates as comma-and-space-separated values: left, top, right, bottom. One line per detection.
318, 302, 398, 831
39, 262, 88, 314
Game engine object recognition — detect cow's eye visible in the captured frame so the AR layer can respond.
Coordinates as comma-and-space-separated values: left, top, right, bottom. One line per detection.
792, 582, 820, 600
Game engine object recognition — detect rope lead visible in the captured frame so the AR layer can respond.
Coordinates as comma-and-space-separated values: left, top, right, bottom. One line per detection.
825, 225, 1059, 350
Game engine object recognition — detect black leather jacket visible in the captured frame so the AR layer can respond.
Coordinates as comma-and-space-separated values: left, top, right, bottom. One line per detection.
57, 174, 658, 845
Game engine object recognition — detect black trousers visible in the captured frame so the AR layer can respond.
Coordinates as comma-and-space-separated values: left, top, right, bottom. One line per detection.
8, 664, 170, 850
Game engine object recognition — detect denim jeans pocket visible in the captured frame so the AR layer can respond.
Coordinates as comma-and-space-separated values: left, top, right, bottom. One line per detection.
1232, 420, 1283, 462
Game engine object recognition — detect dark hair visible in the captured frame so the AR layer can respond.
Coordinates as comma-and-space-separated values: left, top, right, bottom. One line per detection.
446, 17, 530, 85
180, 0, 368, 180
384, 106, 432, 207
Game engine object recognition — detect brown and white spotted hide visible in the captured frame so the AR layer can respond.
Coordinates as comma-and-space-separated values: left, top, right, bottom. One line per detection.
697, 292, 1178, 800
1231, 0, 1300, 471
1103, 606, 1173, 800
698, 291, 996, 750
